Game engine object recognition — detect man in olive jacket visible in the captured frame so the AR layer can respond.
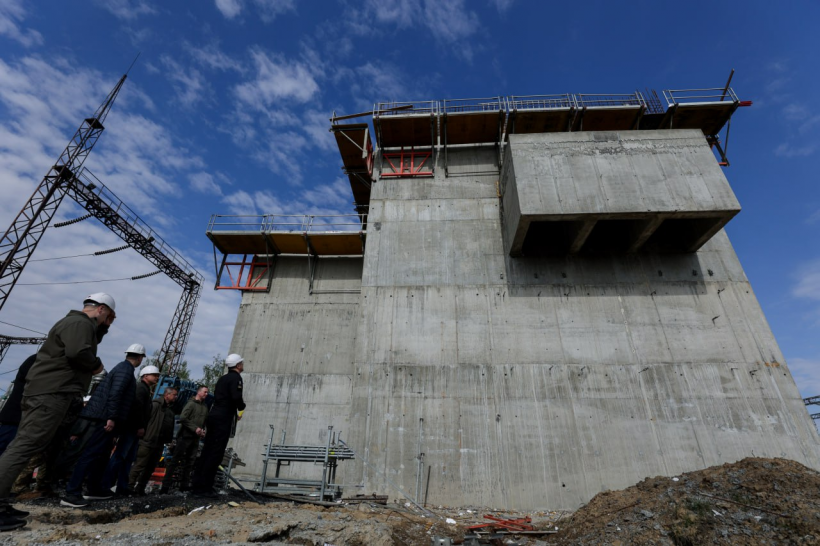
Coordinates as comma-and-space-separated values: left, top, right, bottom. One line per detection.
160, 385, 209, 493
0, 293, 115, 530
60, 344, 145, 507
129, 387, 178, 495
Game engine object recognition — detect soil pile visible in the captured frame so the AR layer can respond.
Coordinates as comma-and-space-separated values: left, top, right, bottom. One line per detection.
548, 457, 820, 545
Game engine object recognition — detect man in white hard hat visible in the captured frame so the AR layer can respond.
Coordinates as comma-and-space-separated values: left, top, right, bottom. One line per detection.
61, 344, 145, 508
0, 293, 115, 530
102, 364, 159, 496
190, 354, 246, 498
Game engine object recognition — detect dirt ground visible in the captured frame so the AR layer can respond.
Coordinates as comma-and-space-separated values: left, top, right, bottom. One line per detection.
1, 457, 818, 545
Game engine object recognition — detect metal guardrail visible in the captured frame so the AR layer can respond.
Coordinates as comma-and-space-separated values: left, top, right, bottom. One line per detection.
207, 213, 367, 233
374, 100, 438, 116
443, 96, 505, 114
370, 88, 739, 116
575, 92, 646, 108
663, 87, 739, 105
506, 94, 577, 110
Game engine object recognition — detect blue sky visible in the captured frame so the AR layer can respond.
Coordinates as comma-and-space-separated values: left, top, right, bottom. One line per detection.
0, 0, 818, 409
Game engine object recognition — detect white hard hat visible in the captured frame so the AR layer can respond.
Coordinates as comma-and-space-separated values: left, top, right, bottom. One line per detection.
225, 354, 243, 367
140, 365, 160, 377
84, 292, 116, 311
125, 344, 146, 356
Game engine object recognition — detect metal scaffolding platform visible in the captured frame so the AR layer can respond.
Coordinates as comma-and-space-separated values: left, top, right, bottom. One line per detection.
206, 214, 365, 291
330, 78, 751, 209
258, 425, 355, 500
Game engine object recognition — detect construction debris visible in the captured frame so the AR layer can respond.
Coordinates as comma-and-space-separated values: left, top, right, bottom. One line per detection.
3, 457, 819, 544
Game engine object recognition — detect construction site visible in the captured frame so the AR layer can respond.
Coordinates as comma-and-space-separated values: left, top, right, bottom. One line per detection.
2, 73, 820, 544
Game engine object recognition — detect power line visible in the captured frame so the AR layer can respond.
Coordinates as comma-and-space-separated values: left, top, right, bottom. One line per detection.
29, 253, 94, 262
18, 277, 133, 286
0, 321, 47, 336
29, 243, 131, 263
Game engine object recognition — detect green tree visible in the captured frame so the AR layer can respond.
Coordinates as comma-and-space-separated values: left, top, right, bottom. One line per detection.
197, 353, 225, 391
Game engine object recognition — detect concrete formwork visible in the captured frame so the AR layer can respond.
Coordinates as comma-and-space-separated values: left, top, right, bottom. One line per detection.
227, 130, 820, 510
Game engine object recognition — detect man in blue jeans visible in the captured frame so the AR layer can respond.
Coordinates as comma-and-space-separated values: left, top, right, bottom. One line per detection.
60, 343, 145, 508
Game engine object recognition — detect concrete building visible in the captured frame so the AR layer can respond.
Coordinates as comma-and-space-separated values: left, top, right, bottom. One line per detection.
207, 89, 820, 510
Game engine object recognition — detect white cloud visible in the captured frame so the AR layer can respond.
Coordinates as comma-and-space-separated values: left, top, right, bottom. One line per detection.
785, 357, 820, 400
303, 109, 336, 152
161, 55, 211, 109
95, 0, 157, 20
189, 172, 223, 196
215, 0, 242, 18
490, 0, 515, 12
774, 142, 818, 158
234, 49, 320, 108
362, 0, 480, 60
186, 43, 245, 74
214, 0, 295, 22
0, 0, 43, 47
793, 261, 820, 301
222, 178, 354, 218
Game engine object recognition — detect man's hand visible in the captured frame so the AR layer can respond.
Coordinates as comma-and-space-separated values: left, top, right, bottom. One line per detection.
195, 427, 202, 436
92, 359, 104, 375
137, 428, 145, 438
104, 419, 115, 432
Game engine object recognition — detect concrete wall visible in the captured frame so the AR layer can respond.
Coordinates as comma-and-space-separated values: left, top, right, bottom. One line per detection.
228, 256, 362, 480
227, 133, 820, 510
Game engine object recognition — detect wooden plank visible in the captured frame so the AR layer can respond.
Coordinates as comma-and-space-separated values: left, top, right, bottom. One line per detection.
333, 127, 370, 170
309, 233, 364, 255
511, 109, 573, 134
672, 103, 736, 135
379, 115, 435, 147
206, 231, 268, 255
446, 111, 502, 144
573, 106, 642, 131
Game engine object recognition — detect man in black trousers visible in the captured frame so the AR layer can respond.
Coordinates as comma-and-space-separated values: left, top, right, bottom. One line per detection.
190, 354, 246, 498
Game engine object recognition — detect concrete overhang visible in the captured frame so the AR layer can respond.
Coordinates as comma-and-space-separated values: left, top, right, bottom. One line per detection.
501, 130, 741, 256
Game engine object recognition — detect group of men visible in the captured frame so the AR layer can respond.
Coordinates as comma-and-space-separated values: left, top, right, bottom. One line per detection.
0, 293, 247, 532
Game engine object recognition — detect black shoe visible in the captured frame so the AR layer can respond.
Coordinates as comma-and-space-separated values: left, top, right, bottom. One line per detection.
83, 490, 113, 500
0, 506, 29, 518
60, 495, 88, 508
0, 516, 26, 532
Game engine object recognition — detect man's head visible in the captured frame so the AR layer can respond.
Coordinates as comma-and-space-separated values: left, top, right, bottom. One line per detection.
139, 365, 160, 386
194, 385, 209, 401
125, 344, 146, 367
163, 387, 178, 404
225, 353, 244, 373
83, 293, 116, 326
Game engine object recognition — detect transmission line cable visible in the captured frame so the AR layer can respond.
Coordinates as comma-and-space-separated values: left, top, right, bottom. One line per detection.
29, 244, 131, 262
0, 321, 47, 336
17, 269, 162, 286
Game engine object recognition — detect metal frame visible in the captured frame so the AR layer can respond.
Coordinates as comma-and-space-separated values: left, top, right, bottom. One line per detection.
373, 100, 438, 176
258, 425, 355, 500
381, 146, 434, 177
0, 75, 127, 313
215, 254, 274, 291
442, 96, 505, 176
0, 335, 45, 366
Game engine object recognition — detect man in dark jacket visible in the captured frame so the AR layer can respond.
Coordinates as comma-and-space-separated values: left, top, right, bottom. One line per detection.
60, 344, 145, 508
160, 385, 209, 493
129, 387, 178, 495
101, 361, 155, 495
191, 354, 246, 498
0, 293, 115, 531
0, 355, 37, 456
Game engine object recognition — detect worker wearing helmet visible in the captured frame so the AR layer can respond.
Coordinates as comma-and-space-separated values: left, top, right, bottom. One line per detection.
60, 344, 146, 508
190, 354, 246, 498
0, 293, 115, 531
103, 363, 159, 496
128, 385, 178, 495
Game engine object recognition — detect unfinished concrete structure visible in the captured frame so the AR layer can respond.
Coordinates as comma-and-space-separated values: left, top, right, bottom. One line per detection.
207, 88, 820, 510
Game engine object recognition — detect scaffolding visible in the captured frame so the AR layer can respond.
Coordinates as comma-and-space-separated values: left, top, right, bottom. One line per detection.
330, 80, 750, 210
207, 213, 366, 291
